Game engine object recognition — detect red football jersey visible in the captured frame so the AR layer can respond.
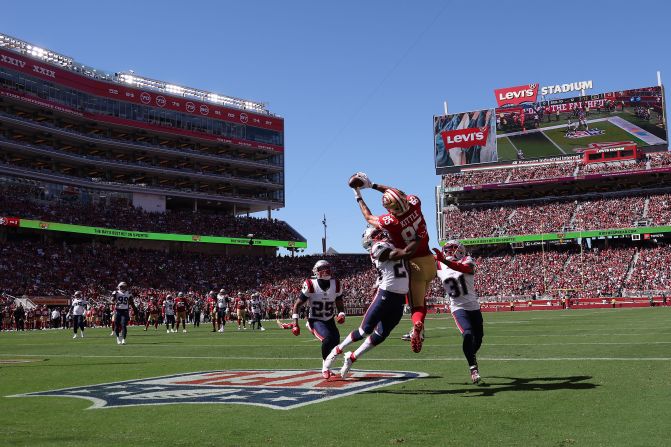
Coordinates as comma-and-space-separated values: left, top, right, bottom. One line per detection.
175, 297, 187, 312
377, 194, 430, 257
207, 297, 217, 312
235, 298, 247, 311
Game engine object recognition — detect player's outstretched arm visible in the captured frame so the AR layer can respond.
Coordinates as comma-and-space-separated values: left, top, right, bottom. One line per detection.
353, 188, 380, 227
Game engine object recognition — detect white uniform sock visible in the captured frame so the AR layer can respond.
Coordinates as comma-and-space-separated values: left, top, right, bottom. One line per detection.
353, 336, 375, 359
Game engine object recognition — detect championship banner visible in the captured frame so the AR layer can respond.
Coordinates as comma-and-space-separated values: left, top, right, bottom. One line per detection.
434, 109, 497, 171
17, 219, 307, 249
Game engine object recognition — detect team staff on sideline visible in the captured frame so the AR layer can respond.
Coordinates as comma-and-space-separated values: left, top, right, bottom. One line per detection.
350, 171, 436, 353
71, 291, 87, 339
326, 226, 417, 377
434, 241, 484, 384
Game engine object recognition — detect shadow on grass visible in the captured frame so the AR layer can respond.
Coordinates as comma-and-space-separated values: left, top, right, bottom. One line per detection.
366, 375, 598, 397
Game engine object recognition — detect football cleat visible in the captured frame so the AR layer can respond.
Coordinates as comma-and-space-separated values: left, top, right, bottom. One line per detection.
340, 352, 356, 378
116, 336, 122, 345
72, 334, 77, 339
321, 369, 332, 380
260, 327, 266, 331
80, 332, 84, 338
410, 321, 424, 353
182, 329, 187, 333
470, 367, 481, 384
121, 338, 126, 345
323, 346, 342, 371
167, 329, 170, 333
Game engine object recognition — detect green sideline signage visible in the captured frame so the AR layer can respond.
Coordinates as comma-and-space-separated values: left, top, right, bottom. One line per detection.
456, 226, 671, 246
16, 218, 307, 249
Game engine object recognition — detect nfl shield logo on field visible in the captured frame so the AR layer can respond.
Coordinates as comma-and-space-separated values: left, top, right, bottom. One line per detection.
10, 369, 426, 410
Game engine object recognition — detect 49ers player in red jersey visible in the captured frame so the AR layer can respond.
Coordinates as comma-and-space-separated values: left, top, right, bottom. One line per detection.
349, 172, 437, 353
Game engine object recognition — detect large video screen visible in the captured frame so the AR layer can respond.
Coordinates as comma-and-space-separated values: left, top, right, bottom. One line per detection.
434, 109, 497, 171
434, 86, 668, 172
494, 86, 667, 162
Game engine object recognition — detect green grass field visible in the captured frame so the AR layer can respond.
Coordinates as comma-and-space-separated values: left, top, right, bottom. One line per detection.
507, 132, 563, 159
495, 137, 519, 161
543, 121, 647, 154
2, 308, 671, 446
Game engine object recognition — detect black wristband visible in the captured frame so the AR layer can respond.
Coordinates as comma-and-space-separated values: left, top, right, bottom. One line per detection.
356, 197, 363, 202
372, 183, 378, 190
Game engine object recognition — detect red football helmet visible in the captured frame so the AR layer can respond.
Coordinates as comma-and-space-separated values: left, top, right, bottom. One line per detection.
382, 188, 410, 216
312, 260, 332, 280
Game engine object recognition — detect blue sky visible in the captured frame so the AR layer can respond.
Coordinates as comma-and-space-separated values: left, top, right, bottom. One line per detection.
3, 0, 670, 254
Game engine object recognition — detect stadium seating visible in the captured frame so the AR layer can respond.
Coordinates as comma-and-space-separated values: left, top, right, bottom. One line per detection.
0, 182, 300, 241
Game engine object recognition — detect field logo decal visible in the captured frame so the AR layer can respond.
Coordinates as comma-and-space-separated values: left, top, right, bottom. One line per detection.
9, 369, 427, 410
565, 128, 606, 139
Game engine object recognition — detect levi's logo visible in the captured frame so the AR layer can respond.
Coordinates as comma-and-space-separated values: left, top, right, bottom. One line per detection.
440, 127, 489, 150
494, 84, 539, 107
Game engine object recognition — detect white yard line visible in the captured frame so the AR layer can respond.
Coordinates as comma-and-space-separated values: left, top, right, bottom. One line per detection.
1, 353, 670, 361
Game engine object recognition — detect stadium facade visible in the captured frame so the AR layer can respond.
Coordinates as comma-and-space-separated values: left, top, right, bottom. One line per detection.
0, 32, 305, 254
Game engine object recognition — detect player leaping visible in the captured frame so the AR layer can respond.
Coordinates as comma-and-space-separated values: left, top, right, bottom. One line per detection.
349, 172, 436, 353
325, 226, 417, 378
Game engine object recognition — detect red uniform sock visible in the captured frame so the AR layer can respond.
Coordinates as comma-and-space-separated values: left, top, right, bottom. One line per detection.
411, 306, 427, 326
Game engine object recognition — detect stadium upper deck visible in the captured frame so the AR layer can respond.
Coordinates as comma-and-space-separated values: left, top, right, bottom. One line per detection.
0, 32, 284, 216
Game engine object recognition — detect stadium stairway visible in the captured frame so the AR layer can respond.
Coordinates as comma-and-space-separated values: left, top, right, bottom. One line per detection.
624, 249, 641, 284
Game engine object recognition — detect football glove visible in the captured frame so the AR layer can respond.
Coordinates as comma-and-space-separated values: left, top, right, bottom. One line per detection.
291, 323, 300, 336
432, 247, 446, 263
352, 172, 372, 189
336, 312, 346, 324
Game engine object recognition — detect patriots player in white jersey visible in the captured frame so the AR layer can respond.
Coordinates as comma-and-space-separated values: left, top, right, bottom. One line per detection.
111, 282, 137, 345
434, 240, 484, 384
163, 294, 176, 333
285, 260, 346, 379
215, 290, 229, 333
250, 292, 265, 331
326, 226, 418, 378
71, 291, 87, 339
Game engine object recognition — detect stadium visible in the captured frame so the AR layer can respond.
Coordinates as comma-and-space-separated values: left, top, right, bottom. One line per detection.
1, 25, 670, 447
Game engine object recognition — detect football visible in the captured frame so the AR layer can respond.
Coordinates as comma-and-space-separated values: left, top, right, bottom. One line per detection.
348, 174, 364, 188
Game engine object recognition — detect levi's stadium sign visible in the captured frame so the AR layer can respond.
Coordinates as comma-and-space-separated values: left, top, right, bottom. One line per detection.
440, 127, 490, 150
495, 80, 593, 107
13, 218, 307, 249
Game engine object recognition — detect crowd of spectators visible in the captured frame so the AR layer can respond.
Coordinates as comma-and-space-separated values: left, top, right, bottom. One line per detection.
0, 239, 374, 314
625, 245, 671, 293
506, 201, 576, 235
443, 193, 671, 239
2, 237, 671, 329
0, 181, 301, 241
443, 153, 671, 189
573, 196, 646, 231
647, 193, 671, 226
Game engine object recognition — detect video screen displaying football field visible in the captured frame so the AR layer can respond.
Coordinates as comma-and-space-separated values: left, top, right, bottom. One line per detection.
494, 86, 667, 161
497, 108, 667, 161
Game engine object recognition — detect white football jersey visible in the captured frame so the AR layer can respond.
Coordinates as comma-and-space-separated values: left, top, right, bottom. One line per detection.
301, 278, 341, 321
163, 298, 175, 315
216, 293, 228, 309
251, 299, 261, 314
371, 241, 409, 294
112, 290, 132, 310
436, 257, 479, 312
72, 297, 87, 316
